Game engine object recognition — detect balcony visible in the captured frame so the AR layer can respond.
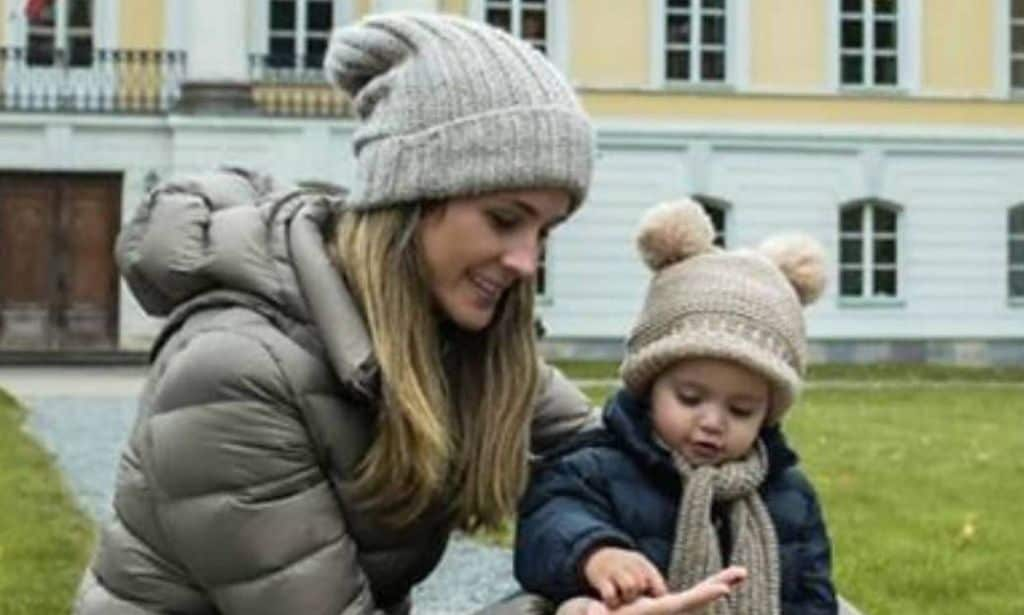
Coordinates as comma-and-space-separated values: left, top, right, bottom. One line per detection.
0, 47, 186, 113
248, 53, 352, 117
0, 48, 353, 118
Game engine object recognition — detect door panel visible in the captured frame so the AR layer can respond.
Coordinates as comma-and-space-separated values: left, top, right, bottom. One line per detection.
0, 177, 57, 349
59, 177, 120, 348
0, 172, 120, 351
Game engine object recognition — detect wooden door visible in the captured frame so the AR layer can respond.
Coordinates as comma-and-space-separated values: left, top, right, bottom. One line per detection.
0, 173, 121, 351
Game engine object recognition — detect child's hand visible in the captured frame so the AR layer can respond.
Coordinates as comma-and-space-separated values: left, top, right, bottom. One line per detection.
582, 547, 668, 608
558, 565, 748, 615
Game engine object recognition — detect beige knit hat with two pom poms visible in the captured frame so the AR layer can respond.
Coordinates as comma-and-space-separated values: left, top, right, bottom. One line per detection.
619, 198, 827, 424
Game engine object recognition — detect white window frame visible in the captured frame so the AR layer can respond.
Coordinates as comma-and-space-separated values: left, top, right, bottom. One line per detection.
1005, 0, 1024, 95
470, 0, 569, 74
249, 0, 352, 67
649, 0, 746, 89
1009, 203, 1024, 304
828, 0, 919, 93
7, 0, 118, 65
838, 199, 904, 306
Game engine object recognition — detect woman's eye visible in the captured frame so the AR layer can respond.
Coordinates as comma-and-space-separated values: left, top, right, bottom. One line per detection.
730, 407, 756, 418
488, 210, 520, 230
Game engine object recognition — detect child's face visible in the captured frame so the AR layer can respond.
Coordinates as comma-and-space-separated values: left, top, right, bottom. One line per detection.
650, 357, 770, 466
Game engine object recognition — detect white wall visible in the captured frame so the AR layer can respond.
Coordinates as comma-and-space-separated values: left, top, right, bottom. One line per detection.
1, 114, 1021, 351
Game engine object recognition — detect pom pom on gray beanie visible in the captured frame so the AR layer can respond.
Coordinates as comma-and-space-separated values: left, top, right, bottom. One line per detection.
324, 12, 594, 211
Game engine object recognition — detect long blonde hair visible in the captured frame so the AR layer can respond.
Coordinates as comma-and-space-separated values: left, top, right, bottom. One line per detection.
330, 204, 540, 531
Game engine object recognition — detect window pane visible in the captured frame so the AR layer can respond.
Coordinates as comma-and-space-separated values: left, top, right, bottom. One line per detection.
875, 56, 898, 84
523, 10, 546, 40
1011, 207, 1024, 233
1014, 25, 1024, 52
873, 269, 897, 296
874, 207, 897, 232
69, 0, 92, 27
840, 269, 863, 296
701, 51, 725, 81
875, 0, 897, 15
667, 50, 689, 79
842, 19, 863, 49
269, 36, 295, 67
486, 8, 511, 32
668, 0, 692, 7
874, 238, 897, 264
874, 21, 896, 49
1013, 60, 1024, 88
842, 0, 863, 12
668, 15, 691, 43
841, 54, 864, 84
522, 0, 546, 5
30, 2, 56, 25
27, 33, 55, 66
703, 0, 725, 9
702, 15, 725, 44
307, 1, 332, 31
69, 36, 93, 67
1010, 239, 1024, 263
1011, 271, 1024, 297
841, 207, 863, 232
271, 0, 296, 30
305, 37, 326, 68
840, 238, 863, 264
1015, 0, 1024, 17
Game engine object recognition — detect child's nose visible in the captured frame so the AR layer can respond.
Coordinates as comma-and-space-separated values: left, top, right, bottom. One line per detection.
698, 407, 726, 433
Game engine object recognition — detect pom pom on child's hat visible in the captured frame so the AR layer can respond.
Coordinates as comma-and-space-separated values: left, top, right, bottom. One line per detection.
620, 197, 827, 423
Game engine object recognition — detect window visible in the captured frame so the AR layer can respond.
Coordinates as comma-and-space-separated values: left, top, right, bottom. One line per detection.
26, 0, 93, 67
839, 0, 898, 87
268, 0, 334, 69
1013, 0, 1024, 89
839, 200, 900, 299
485, 0, 547, 53
664, 0, 727, 83
535, 247, 548, 297
1010, 205, 1024, 299
692, 194, 728, 247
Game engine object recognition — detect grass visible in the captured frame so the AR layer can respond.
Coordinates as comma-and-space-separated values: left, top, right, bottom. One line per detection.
552, 360, 1024, 383
544, 363, 1024, 615
0, 388, 95, 615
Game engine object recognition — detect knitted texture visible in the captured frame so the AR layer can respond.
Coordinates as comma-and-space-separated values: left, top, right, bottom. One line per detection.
323, 13, 593, 211
667, 442, 781, 615
619, 198, 826, 423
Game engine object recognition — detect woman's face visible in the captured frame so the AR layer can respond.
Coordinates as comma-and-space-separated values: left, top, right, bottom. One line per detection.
418, 188, 571, 331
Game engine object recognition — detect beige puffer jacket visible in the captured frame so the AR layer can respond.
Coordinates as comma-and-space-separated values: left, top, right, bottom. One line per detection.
73, 168, 597, 615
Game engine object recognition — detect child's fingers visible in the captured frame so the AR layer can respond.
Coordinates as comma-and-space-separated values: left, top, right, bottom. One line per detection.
612, 569, 642, 604
596, 579, 621, 609
641, 561, 668, 597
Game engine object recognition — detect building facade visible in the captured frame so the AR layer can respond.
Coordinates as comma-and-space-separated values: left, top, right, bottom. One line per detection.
0, 0, 1021, 364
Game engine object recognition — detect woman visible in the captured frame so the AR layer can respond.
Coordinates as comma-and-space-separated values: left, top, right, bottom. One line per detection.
74, 13, 740, 615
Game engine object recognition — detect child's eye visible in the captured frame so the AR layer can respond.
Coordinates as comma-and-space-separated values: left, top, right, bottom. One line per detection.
676, 390, 701, 406
730, 406, 757, 418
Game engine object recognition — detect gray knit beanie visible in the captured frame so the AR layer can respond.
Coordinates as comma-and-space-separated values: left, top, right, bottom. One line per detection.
619, 198, 828, 423
323, 12, 593, 211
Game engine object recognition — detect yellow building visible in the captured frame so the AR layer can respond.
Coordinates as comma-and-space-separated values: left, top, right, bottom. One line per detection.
0, 1, 1021, 364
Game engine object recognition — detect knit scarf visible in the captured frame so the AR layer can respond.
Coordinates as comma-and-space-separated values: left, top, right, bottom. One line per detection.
666, 441, 780, 615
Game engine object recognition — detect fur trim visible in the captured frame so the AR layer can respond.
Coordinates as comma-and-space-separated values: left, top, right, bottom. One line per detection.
636, 198, 715, 271
758, 233, 827, 305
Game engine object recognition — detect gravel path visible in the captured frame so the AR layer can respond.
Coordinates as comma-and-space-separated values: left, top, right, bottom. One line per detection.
22, 393, 518, 615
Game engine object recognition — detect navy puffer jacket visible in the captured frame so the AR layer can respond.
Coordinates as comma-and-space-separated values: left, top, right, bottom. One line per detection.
515, 388, 837, 614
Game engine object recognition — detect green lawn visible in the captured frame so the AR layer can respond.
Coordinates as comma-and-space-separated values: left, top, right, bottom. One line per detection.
0, 389, 94, 615
565, 363, 1024, 615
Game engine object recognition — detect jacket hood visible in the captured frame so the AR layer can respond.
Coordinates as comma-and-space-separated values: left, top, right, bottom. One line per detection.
602, 388, 799, 480
117, 167, 378, 393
